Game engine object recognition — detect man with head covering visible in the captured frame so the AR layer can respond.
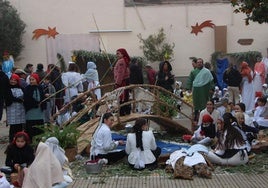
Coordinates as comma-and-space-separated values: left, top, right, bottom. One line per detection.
186, 58, 214, 122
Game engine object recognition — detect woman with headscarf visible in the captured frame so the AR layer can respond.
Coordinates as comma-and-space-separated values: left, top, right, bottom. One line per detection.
114, 48, 131, 116
84, 61, 101, 100
6, 74, 25, 142
23, 73, 46, 141
240, 61, 255, 112
253, 56, 266, 95
45, 137, 73, 183
22, 142, 68, 188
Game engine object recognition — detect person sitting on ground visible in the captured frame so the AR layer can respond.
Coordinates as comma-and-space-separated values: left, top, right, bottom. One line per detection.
234, 102, 253, 127
45, 137, 73, 184
253, 97, 268, 129
197, 100, 220, 126
125, 118, 161, 170
22, 142, 68, 188
262, 84, 268, 99
207, 113, 249, 166
90, 112, 126, 164
235, 112, 259, 153
216, 97, 229, 118
5, 132, 35, 187
191, 114, 216, 146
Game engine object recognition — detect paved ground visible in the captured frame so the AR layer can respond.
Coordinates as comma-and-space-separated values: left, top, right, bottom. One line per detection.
1, 113, 268, 187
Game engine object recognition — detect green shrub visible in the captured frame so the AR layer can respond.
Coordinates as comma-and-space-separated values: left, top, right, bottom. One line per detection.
33, 123, 80, 149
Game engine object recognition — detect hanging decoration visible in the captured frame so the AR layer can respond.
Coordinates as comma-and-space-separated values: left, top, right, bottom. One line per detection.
190, 20, 215, 36
32, 27, 59, 40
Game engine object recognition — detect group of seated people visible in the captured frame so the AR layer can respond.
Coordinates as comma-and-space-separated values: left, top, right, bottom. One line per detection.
2, 132, 73, 188
190, 96, 268, 166
89, 112, 161, 170
2, 99, 267, 185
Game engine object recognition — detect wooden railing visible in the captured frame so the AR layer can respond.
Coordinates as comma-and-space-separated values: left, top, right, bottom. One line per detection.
52, 83, 194, 132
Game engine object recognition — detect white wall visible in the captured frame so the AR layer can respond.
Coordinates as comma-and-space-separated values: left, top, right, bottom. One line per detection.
8, 0, 268, 76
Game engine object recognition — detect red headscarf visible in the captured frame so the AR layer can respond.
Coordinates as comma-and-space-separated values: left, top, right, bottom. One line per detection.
12, 131, 30, 145
202, 114, 213, 123
10, 73, 20, 86
117, 48, 130, 65
240, 61, 253, 83
30, 73, 40, 84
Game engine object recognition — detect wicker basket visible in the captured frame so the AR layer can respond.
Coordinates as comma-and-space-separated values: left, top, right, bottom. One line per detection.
85, 161, 103, 174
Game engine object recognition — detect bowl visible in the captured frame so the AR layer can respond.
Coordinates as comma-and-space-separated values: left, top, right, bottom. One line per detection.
85, 161, 103, 174
125, 124, 133, 133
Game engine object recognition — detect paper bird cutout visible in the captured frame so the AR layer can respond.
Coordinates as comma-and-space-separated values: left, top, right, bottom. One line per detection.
32, 27, 59, 40
191, 20, 215, 36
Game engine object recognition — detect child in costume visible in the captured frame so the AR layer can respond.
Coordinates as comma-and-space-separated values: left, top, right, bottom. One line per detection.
5, 132, 34, 186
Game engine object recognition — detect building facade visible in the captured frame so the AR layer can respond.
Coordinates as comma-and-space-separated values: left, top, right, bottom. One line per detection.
8, 0, 268, 76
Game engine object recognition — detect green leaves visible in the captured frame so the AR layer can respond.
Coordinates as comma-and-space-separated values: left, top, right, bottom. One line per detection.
231, 0, 268, 25
33, 123, 80, 149
0, 0, 26, 61
138, 28, 175, 63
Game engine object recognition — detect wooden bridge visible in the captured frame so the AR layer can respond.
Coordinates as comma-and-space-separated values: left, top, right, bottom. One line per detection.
54, 84, 194, 153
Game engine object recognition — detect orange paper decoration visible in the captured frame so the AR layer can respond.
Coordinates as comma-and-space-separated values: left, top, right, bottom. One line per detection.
32, 27, 59, 40
191, 20, 215, 36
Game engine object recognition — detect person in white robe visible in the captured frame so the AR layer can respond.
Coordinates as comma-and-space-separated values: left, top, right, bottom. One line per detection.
61, 62, 83, 104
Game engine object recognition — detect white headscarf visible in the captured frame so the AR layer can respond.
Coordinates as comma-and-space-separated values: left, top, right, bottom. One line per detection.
22, 142, 64, 188
45, 137, 67, 166
84, 61, 99, 82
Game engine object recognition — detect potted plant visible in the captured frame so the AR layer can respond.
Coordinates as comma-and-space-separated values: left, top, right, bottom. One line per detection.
33, 123, 80, 162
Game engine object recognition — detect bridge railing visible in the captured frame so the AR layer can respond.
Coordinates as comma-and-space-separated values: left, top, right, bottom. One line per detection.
52, 83, 194, 131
